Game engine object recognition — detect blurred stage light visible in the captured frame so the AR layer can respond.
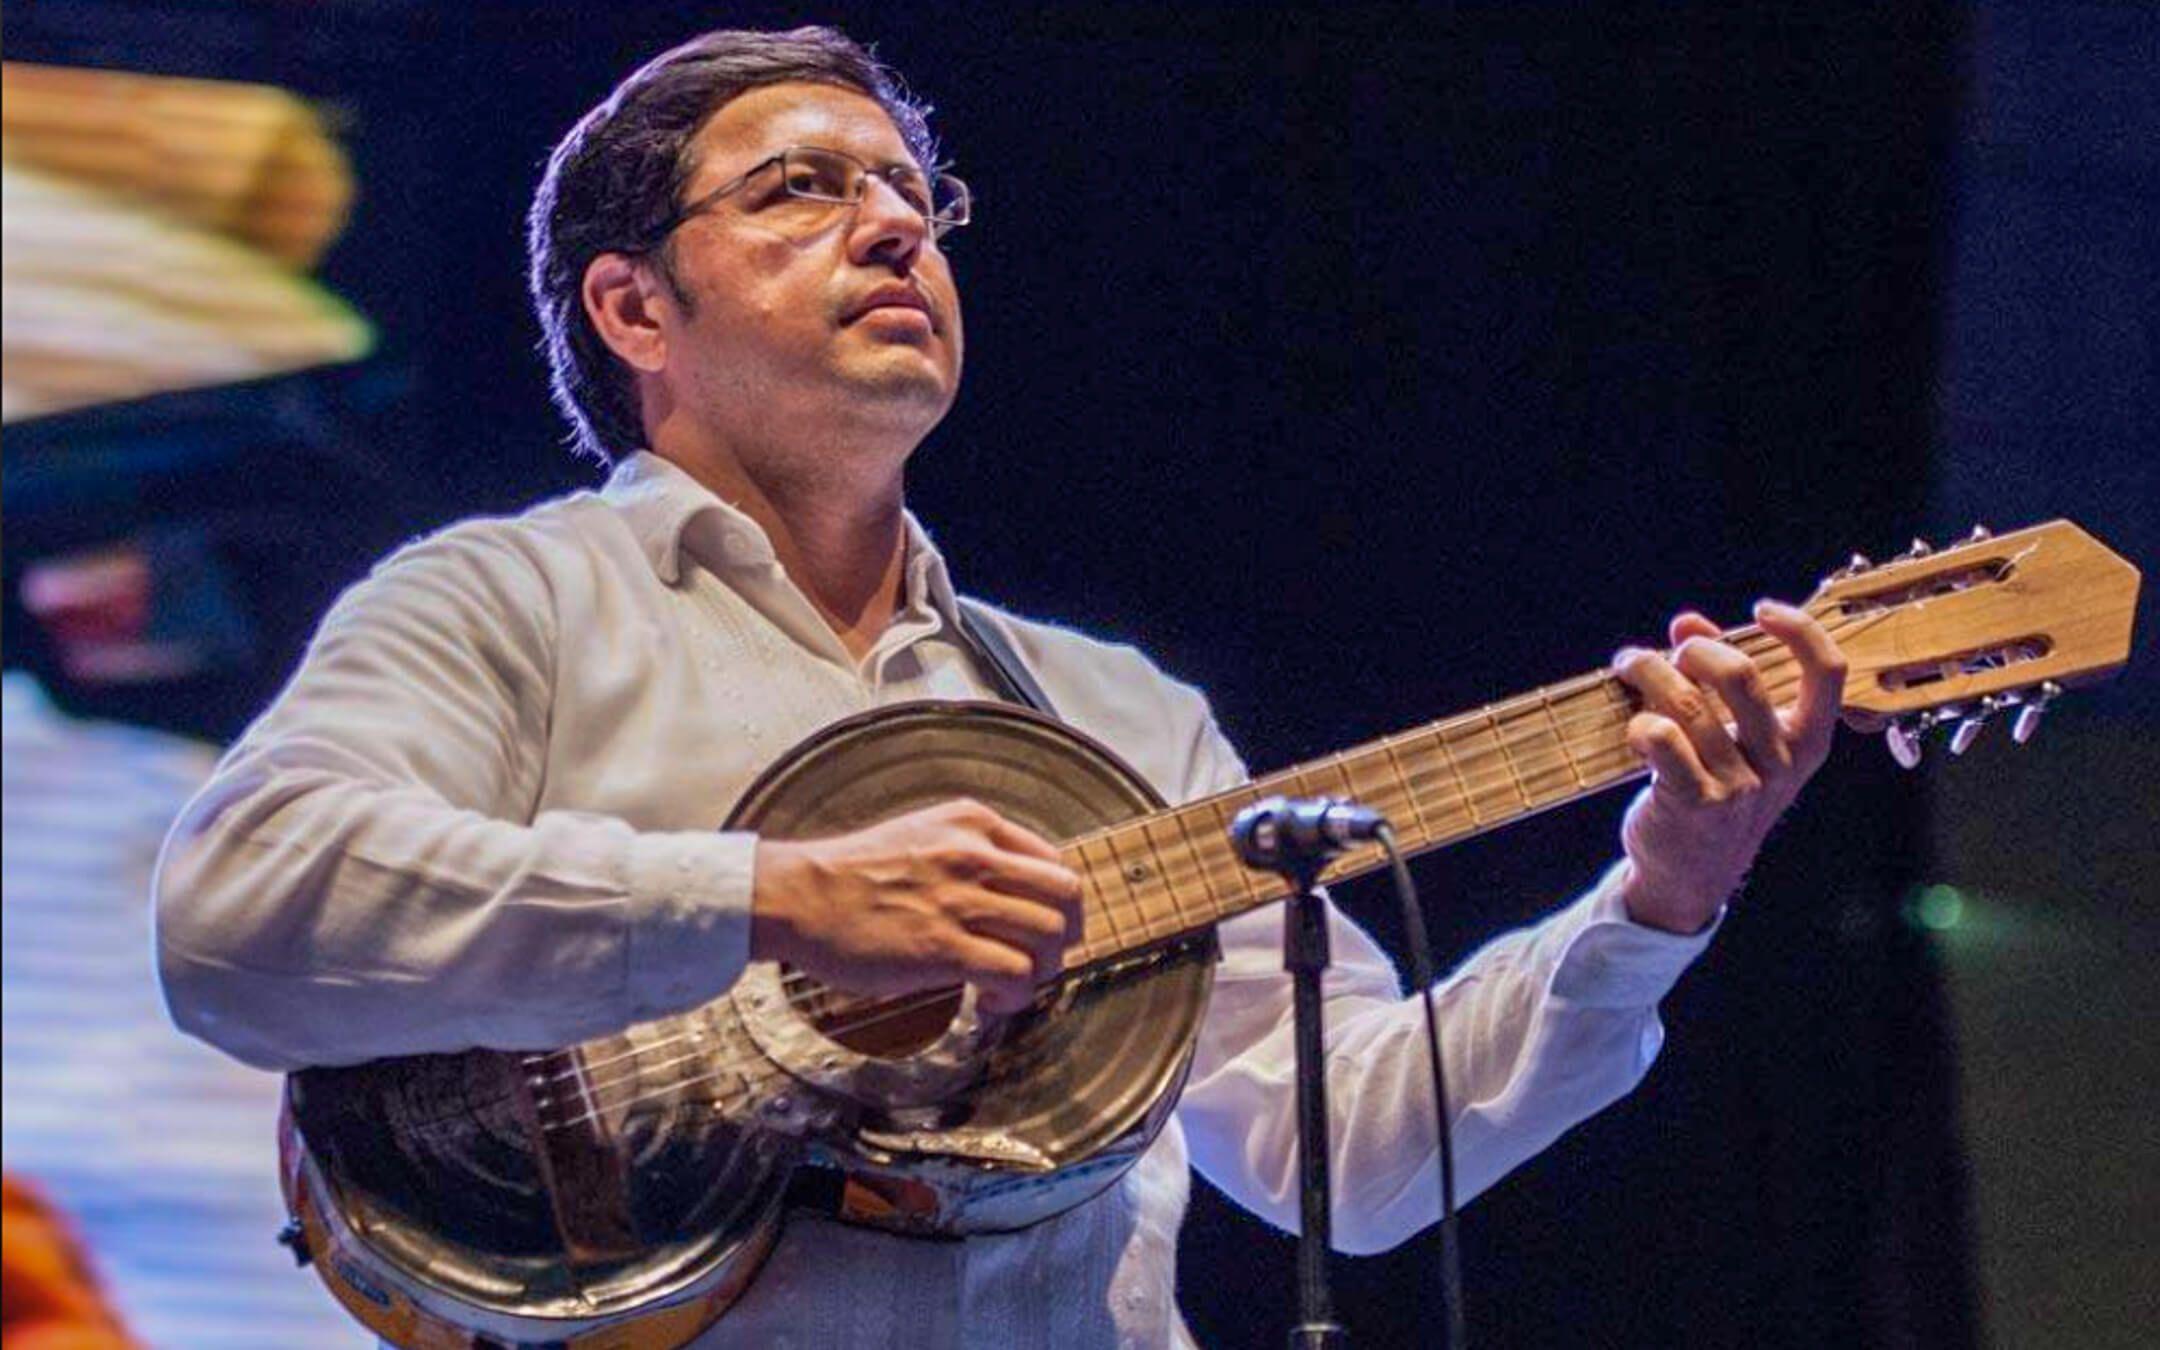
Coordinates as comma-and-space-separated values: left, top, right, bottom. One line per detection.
19, 528, 255, 683
1908, 883, 1968, 932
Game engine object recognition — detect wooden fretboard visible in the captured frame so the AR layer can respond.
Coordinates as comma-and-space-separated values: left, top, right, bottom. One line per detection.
1059, 668, 1648, 966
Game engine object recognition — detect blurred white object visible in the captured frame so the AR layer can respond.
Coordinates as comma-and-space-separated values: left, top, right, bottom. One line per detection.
1, 673, 361, 1345
1, 61, 371, 423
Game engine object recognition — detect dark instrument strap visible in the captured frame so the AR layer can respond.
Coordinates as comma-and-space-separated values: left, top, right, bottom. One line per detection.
954, 598, 1061, 719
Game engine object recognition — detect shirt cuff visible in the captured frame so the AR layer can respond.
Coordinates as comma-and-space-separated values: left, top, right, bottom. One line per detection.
622, 828, 758, 1019
1546, 861, 1723, 1008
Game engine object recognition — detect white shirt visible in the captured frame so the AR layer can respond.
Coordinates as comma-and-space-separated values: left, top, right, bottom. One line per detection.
155, 450, 1717, 1348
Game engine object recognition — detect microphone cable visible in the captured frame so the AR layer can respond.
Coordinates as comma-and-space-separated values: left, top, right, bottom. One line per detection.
1375, 823, 1466, 1350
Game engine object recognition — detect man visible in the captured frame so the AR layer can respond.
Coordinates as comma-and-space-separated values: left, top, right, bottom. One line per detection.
155, 26, 1847, 1347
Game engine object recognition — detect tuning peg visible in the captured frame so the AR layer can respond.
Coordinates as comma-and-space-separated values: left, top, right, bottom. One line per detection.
1828, 552, 1874, 583
1898, 537, 1935, 561
1950, 694, 2017, 756
1965, 524, 1992, 543
2011, 705, 2044, 744
1885, 719, 1923, 769
1897, 706, 1963, 764
2011, 681, 2062, 745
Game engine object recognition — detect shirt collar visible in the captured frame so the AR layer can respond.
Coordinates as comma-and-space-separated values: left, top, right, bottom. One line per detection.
600, 449, 963, 629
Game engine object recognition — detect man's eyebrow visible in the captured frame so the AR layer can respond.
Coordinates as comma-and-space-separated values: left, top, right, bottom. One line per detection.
837, 148, 928, 175
740, 145, 924, 173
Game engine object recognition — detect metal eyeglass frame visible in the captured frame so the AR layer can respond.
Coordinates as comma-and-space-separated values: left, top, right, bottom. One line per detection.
649, 145, 972, 244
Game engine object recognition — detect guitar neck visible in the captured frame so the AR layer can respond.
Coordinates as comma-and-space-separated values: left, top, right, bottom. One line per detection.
1060, 666, 1649, 967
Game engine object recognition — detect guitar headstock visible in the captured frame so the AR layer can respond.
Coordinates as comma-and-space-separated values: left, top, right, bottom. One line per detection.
1808, 521, 2140, 764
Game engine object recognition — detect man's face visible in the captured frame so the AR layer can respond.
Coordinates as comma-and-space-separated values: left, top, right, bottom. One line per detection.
650, 82, 964, 458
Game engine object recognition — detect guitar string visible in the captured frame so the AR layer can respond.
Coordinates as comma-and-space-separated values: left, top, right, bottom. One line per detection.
537, 599, 1890, 1109
538, 634, 1796, 1105
749, 605, 1858, 997
539, 603, 1885, 1116
544, 641, 1904, 1128
538, 601, 1909, 1122
581, 570, 2024, 1117
539, 663, 1759, 1125
757, 608, 1844, 986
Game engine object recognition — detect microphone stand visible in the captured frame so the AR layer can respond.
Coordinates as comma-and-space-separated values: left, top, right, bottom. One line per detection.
1281, 850, 1346, 1349
1234, 815, 1351, 1349
1234, 796, 1467, 1350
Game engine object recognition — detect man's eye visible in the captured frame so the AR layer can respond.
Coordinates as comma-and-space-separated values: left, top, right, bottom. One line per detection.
786, 162, 853, 198
886, 173, 934, 214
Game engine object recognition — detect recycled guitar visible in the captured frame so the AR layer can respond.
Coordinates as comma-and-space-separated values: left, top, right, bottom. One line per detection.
279, 520, 2139, 1349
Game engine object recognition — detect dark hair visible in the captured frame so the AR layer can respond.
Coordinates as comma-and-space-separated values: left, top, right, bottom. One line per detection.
527, 26, 937, 463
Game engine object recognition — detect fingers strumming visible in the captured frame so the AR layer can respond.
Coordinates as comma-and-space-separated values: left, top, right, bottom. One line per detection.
951, 933, 1035, 1012
986, 851, 1085, 906
986, 815, 1066, 862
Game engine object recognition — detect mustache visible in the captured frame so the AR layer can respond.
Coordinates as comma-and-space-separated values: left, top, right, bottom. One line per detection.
839, 281, 939, 329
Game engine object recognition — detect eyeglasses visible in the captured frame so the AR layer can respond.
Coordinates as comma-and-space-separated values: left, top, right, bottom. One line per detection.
652, 146, 973, 244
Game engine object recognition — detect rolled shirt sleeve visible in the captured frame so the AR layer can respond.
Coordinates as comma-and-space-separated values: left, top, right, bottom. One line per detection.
153, 525, 757, 1070
1173, 714, 1718, 1255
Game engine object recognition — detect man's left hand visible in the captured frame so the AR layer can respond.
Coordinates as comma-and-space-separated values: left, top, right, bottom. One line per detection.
1610, 599, 1847, 934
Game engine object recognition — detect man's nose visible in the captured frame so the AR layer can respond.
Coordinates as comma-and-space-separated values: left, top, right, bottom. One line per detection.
849, 176, 929, 270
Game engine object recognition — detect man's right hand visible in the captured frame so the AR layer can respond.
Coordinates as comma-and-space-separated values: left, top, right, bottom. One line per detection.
748, 799, 1086, 1014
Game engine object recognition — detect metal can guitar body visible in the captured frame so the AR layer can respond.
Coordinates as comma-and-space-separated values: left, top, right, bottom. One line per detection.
285, 702, 1216, 1346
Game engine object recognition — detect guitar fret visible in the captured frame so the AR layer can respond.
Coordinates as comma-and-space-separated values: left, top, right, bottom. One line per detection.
1431, 724, 1485, 825
1074, 837, 1126, 945
1578, 721, 1637, 777
1502, 706, 1566, 804
1214, 802, 1263, 907
1207, 789, 1282, 912
1200, 795, 1264, 911
1504, 702, 1577, 802
1167, 805, 1225, 918
1485, 708, 1535, 806
1568, 679, 1638, 780
1098, 828, 1151, 941
1338, 747, 1411, 831
1540, 689, 1587, 791
1135, 817, 1189, 925
1398, 726, 1475, 838
1318, 751, 1359, 802
1376, 735, 1433, 845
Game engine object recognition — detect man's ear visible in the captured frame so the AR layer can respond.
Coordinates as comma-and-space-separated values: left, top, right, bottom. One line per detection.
581, 252, 673, 373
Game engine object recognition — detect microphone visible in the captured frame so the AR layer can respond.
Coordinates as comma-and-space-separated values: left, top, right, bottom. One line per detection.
1229, 795, 1387, 871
